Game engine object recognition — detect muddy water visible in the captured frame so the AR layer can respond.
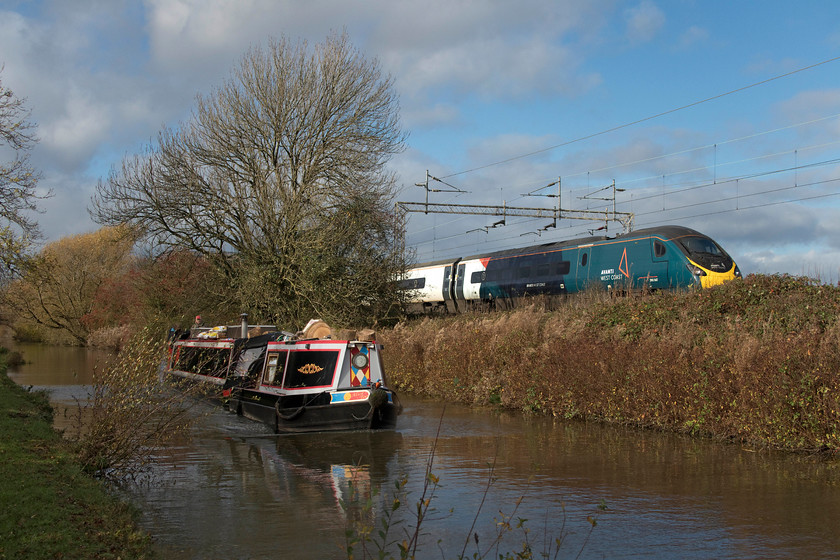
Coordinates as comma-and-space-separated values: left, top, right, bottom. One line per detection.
7, 343, 840, 559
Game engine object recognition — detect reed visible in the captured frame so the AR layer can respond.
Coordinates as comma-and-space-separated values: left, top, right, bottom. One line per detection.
381, 274, 840, 454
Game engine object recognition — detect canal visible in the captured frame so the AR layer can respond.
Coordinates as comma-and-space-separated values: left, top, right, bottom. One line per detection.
6, 342, 840, 559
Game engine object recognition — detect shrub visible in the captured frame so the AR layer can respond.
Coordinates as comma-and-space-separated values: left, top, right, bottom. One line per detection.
67, 328, 200, 481
381, 275, 840, 454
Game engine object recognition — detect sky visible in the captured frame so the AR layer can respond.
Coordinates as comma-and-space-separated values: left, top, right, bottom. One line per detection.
2, 0, 840, 279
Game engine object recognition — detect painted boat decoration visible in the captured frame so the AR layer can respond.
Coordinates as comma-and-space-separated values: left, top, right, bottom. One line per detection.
165, 318, 400, 433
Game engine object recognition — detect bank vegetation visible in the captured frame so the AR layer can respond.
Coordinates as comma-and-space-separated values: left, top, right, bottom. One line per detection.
380, 274, 840, 455
0, 351, 153, 559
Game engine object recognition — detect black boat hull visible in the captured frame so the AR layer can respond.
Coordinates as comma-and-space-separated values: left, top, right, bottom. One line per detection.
229, 388, 399, 433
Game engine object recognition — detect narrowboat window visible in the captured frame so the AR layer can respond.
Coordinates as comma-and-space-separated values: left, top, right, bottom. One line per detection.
175, 346, 230, 377
263, 351, 287, 386
581, 253, 588, 266
654, 241, 666, 258
283, 350, 339, 389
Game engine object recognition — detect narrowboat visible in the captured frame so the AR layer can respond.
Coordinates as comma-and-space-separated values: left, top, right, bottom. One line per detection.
164, 318, 400, 433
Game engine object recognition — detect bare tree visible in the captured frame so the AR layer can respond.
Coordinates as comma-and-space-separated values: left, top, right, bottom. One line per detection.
0, 68, 46, 280
92, 32, 407, 327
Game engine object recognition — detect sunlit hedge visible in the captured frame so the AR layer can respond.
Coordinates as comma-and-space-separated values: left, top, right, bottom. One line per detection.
381, 274, 840, 454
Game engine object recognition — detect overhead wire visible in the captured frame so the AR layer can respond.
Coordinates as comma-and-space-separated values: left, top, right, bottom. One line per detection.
632, 176, 840, 229
406, 56, 840, 261
440, 54, 840, 180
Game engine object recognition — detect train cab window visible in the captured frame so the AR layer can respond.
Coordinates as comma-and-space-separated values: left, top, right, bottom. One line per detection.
680, 236, 723, 256
581, 253, 588, 266
654, 241, 666, 258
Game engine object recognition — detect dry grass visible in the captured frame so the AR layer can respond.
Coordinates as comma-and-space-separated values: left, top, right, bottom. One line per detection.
381, 274, 840, 454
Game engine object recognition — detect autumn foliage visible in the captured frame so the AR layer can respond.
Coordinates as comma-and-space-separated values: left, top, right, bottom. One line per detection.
1, 227, 231, 347
1, 226, 137, 344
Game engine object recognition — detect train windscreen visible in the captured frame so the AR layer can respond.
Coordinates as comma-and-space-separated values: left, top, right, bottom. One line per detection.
676, 235, 733, 271
678, 236, 725, 257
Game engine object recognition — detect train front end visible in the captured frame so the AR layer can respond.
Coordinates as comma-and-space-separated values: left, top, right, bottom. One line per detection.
673, 232, 741, 288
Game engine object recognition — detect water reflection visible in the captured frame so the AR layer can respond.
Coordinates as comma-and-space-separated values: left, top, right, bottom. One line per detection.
6, 343, 840, 559
130, 407, 403, 558
5, 342, 112, 432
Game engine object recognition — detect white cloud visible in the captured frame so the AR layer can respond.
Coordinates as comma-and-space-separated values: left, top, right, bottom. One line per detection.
373, 0, 608, 103
402, 102, 461, 129
776, 89, 840, 123
678, 25, 708, 49
40, 89, 111, 171
624, 1, 665, 44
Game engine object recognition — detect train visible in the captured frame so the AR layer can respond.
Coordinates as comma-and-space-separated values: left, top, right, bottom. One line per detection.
400, 225, 741, 313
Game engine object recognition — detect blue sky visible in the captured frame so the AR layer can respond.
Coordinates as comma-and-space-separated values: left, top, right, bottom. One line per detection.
2, 1, 840, 279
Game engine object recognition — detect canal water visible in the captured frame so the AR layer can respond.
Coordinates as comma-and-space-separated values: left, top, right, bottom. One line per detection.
6, 342, 840, 559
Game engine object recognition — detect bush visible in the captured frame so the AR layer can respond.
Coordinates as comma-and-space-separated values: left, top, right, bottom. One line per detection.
67, 328, 200, 481
380, 275, 840, 454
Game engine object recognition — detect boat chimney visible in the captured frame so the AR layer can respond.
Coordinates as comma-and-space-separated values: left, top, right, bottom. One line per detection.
240, 313, 249, 338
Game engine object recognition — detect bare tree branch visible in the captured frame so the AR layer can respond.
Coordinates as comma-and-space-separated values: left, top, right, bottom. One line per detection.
0, 67, 48, 279
92, 32, 407, 326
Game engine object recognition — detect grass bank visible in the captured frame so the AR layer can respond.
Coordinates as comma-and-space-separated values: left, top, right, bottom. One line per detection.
0, 350, 154, 559
380, 274, 840, 454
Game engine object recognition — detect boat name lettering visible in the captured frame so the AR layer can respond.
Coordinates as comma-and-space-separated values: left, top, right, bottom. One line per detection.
341, 391, 369, 402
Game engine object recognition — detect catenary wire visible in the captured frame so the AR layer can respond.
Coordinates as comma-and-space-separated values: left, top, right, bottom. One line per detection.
440, 55, 840, 180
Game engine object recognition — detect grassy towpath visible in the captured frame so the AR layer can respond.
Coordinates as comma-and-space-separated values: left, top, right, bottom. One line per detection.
0, 352, 154, 559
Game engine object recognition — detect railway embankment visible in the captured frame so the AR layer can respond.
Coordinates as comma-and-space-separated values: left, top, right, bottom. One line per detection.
381, 273, 840, 454
0, 351, 153, 559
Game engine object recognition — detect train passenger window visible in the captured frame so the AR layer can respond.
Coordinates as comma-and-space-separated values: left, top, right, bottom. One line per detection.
519, 266, 531, 278
581, 253, 588, 266
555, 261, 571, 275
654, 241, 666, 258
471, 271, 486, 283
536, 263, 549, 277
397, 278, 425, 290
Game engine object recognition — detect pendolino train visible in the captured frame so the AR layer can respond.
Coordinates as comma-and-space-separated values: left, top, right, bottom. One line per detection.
400, 225, 741, 313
